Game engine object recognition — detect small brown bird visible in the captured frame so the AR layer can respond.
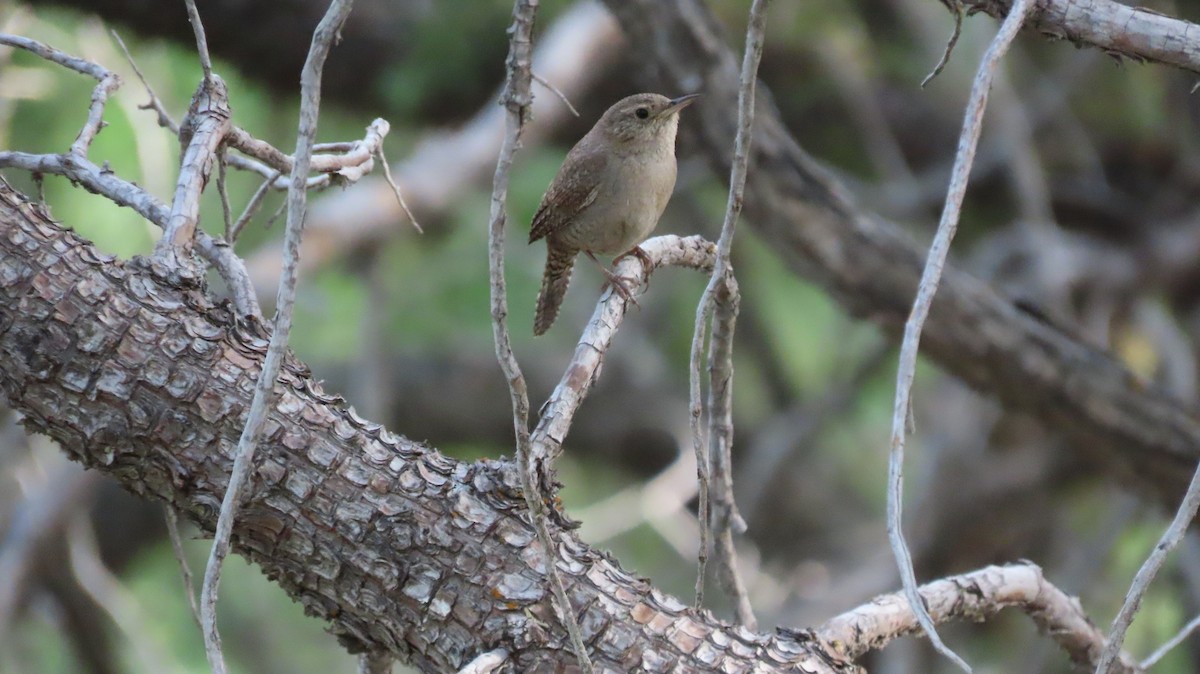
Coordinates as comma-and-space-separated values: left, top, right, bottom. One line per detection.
530, 92, 699, 335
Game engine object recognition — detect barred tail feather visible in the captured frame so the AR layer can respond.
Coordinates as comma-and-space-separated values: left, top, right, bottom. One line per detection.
534, 246, 576, 336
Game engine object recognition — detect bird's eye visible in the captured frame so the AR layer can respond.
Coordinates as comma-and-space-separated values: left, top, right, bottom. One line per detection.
635, 107, 649, 119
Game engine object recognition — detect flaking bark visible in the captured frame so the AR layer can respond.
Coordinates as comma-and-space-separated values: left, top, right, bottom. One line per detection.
0, 182, 847, 672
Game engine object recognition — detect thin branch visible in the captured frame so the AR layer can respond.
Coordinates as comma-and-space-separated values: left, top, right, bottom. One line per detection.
531, 71, 580, 117
814, 563, 1139, 673
164, 505, 202, 629
1140, 612, 1200, 669
1096, 466, 1200, 671
183, 0, 214, 82
377, 146, 422, 233
110, 29, 180, 133
687, 0, 769, 619
217, 149, 233, 239
885, 0, 1034, 671
197, 2, 355, 673
228, 170, 279, 244
152, 74, 232, 263
707, 275, 754, 628
921, 0, 963, 87
487, 1, 590, 671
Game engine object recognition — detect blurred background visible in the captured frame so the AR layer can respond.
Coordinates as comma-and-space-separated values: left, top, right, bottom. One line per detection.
2, 0, 1200, 671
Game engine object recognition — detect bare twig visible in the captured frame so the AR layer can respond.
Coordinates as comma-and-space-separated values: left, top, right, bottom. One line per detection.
164, 505, 201, 629
688, 0, 769, 619
183, 0, 213, 81
814, 563, 1139, 673
110, 29, 180, 133
1096, 469, 1200, 671
228, 170, 279, 243
197, 2, 355, 673
531, 71, 580, 117
377, 146, 422, 232
707, 276, 755, 628
152, 73, 232, 263
1140, 612, 1200, 669
217, 149, 233, 239
885, 1, 1034, 670
921, 0, 963, 87
486, 0, 590, 671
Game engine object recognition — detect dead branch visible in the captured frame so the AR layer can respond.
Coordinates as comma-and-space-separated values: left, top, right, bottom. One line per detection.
885, 1, 1034, 670
959, 0, 1200, 74
814, 563, 1139, 673
197, 2, 356, 672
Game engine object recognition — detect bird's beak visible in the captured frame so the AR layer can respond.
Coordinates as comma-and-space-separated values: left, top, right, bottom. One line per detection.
658, 93, 701, 118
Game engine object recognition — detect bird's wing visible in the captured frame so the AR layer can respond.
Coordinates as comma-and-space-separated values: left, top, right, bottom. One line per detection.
529, 145, 608, 244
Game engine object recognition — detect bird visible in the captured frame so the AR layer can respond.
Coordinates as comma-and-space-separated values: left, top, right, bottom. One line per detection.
529, 92, 699, 336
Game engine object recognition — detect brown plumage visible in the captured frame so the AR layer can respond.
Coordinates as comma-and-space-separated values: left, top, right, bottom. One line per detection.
530, 92, 698, 335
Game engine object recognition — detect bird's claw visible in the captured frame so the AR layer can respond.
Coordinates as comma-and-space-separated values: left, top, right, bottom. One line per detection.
600, 268, 641, 309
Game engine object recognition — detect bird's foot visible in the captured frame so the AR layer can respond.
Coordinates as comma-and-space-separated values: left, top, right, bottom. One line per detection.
613, 245, 654, 270
599, 266, 641, 308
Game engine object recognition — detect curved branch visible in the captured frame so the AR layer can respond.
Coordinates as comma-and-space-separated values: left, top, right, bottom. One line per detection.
814, 563, 1139, 673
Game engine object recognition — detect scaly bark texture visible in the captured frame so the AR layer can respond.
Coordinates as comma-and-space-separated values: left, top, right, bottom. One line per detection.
0, 181, 846, 673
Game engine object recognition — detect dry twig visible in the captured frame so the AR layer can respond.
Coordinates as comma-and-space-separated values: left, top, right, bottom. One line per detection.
197, 2, 356, 673
485, 1, 591, 671
884, 0, 1035, 670
1096, 469, 1200, 671
814, 563, 1138, 672
687, 0, 769, 621
164, 505, 202, 629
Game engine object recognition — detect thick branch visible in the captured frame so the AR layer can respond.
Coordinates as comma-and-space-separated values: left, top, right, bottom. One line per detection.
0, 181, 840, 673
601, 0, 1200, 509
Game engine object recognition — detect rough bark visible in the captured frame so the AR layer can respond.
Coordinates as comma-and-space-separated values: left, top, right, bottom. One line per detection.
0, 181, 846, 673
602, 0, 1200, 508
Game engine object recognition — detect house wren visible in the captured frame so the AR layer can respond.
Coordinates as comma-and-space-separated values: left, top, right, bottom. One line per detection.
530, 92, 699, 335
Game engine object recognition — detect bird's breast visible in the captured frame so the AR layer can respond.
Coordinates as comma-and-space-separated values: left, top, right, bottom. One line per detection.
558, 149, 677, 256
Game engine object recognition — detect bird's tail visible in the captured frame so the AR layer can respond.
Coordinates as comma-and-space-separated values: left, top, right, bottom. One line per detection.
534, 246, 576, 336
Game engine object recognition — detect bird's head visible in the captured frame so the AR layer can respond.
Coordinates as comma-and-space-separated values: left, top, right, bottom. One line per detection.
595, 92, 700, 147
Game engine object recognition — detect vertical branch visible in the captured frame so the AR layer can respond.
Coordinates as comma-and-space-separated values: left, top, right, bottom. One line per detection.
707, 276, 755, 628
197, 2, 355, 673
1096, 471, 1200, 672
486, 1, 591, 671
688, 0, 770, 619
885, 1, 1034, 671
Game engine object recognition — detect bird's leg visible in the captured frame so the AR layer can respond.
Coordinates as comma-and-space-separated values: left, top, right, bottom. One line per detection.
584, 250, 640, 308
613, 245, 653, 270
